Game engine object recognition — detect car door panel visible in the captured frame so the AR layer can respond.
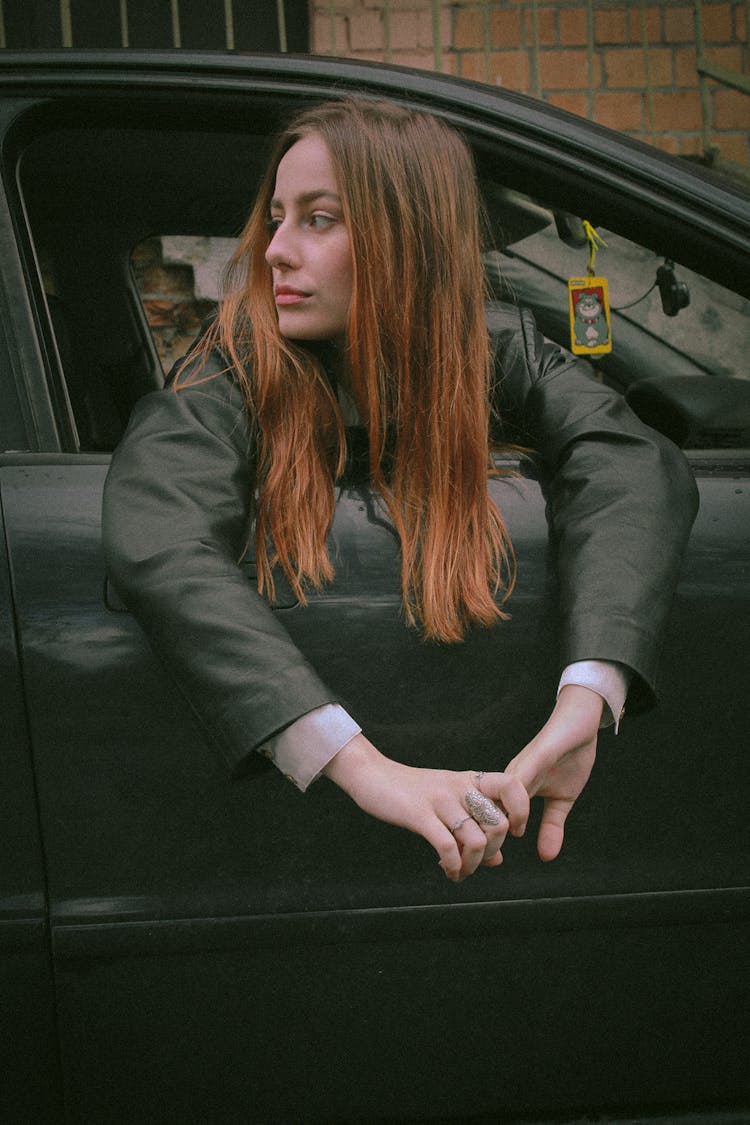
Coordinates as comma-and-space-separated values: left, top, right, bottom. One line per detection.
3, 463, 558, 919
0, 481, 63, 1124
3, 458, 750, 1122
55, 900, 750, 1125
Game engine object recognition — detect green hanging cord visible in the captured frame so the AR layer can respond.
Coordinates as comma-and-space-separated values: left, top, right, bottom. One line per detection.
582, 220, 607, 275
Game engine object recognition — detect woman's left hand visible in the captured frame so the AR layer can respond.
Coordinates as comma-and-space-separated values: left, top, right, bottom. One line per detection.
504, 684, 602, 861
323, 733, 530, 881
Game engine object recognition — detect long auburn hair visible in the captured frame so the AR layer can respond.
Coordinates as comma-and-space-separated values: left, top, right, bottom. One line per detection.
182, 98, 515, 642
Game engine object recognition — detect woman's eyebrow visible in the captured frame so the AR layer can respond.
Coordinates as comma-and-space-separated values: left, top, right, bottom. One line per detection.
269, 189, 341, 209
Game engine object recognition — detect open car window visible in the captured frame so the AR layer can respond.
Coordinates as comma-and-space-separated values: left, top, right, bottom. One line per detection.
130, 211, 750, 454
13, 93, 749, 456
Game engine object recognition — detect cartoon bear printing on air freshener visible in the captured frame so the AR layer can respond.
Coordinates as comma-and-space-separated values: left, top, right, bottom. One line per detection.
573, 286, 609, 349
567, 275, 612, 355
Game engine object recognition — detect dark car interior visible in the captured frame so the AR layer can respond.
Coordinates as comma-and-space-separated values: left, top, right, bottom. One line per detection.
12, 94, 750, 456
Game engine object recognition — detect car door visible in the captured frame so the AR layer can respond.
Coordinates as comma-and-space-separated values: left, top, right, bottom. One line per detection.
0, 467, 63, 1125
5, 452, 749, 1125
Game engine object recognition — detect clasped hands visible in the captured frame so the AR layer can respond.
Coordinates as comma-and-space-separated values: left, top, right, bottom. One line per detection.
323, 683, 602, 882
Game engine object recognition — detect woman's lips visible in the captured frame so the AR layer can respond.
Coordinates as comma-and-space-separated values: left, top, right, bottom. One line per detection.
275, 286, 309, 306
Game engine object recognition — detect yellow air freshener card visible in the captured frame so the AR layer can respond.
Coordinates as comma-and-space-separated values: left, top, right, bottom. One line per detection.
568, 277, 612, 356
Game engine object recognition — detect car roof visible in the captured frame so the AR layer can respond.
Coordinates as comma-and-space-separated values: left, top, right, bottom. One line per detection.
2, 48, 748, 296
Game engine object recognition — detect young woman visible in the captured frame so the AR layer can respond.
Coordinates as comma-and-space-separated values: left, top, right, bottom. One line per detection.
103, 98, 697, 882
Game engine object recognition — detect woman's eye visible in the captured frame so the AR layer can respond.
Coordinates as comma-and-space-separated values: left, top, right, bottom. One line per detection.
267, 216, 283, 232
308, 213, 335, 229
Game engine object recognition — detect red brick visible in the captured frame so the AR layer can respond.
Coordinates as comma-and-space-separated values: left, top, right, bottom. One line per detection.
418, 8, 449, 50
627, 7, 661, 44
526, 7, 557, 47
714, 132, 750, 166
604, 46, 673, 88
663, 6, 694, 43
454, 8, 482, 50
559, 7, 588, 46
490, 8, 523, 49
362, 0, 423, 8
701, 3, 733, 41
676, 133, 706, 156
735, 4, 747, 40
390, 10, 419, 50
493, 49, 531, 90
459, 50, 492, 84
390, 49, 439, 72
594, 90, 645, 130
461, 48, 531, 90
594, 8, 628, 45
349, 49, 389, 64
644, 45, 674, 84
311, 13, 347, 54
713, 87, 750, 128
701, 44, 746, 74
349, 10, 384, 51
422, 50, 457, 76
139, 264, 194, 296
441, 52, 459, 76
603, 47, 645, 87
547, 91, 590, 118
142, 299, 175, 327
488, 48, 528, 90
654, 134, 680, 154
174, 299, 216, 332
539, 48, 598, 88
674, 46, 699, 86
651, 89, 704, 129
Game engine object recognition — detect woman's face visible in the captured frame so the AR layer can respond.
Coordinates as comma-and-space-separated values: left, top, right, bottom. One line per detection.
265, 133, 353, 342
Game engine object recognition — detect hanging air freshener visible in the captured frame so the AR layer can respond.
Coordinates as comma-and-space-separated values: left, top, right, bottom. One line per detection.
568, 222, 612, 356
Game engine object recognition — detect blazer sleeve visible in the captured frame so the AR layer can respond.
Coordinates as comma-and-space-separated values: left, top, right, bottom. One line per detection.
101, 359, 338, 776
488, 302, 699, 712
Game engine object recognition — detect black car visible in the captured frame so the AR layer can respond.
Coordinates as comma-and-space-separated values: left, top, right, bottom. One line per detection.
1, 51, 749, 1125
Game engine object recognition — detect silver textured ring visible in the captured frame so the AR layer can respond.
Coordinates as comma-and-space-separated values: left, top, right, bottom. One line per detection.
465, 788, 502, 827
449, 815, 472, 835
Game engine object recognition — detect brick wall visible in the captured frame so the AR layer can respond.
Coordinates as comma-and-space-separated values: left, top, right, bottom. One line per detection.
131, 237, 218, 373
309, 0, 750, 169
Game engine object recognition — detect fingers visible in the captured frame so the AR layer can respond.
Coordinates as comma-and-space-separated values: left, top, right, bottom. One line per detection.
430, 761, 584, 877
473, 770, 530, 839
440, 775, 517, 879
451, 811, 507, 876
536, 797, 573, 862
423, 820, 464, 882
428, 799, 508, 882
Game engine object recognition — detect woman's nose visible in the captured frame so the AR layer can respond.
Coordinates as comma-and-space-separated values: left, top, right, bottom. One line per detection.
265, 223, 297, 269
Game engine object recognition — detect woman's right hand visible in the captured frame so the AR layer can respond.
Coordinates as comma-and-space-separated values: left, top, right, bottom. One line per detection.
322, 734, 529, 881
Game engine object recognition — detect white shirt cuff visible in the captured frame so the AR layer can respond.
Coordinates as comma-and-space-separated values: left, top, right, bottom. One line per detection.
258, 704, 361, 791
260, 661, 628, 788
557, 660, 630, 732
